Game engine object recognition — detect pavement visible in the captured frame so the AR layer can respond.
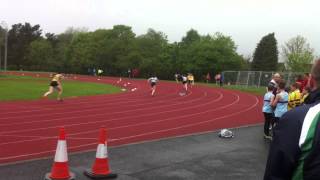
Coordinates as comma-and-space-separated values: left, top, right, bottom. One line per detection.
0, 125, 270, 180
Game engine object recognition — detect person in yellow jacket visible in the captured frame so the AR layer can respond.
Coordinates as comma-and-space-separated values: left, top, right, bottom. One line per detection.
187, 73, 195, 86
288, 82, 301, 110
43, 72, 64, 101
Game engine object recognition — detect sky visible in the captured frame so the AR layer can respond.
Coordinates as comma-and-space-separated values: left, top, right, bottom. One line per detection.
1, 0, 319, 57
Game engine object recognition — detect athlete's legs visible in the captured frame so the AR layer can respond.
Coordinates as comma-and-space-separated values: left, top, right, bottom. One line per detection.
43, 86, 54, 97
184, 83, 188, 92
151, 86, 156, 96
56, 85, 63, 101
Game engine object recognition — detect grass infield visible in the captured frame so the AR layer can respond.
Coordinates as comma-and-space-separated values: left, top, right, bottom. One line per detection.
198, 82, 266, 95
0, 75, 121, 101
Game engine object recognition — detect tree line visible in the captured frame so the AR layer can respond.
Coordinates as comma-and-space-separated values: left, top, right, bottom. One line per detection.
0, 22, 316, 80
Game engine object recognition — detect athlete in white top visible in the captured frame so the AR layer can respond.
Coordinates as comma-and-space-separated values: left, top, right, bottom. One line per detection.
148, 77, 159, 96
181, 75, 188, 92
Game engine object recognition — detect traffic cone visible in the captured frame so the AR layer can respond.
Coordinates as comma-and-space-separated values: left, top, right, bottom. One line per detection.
84, 128, 117, 179
45, 127, 75, 180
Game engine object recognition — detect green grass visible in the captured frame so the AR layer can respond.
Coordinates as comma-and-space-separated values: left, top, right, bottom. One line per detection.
203, 83, 266, 95
0, 75, 121, 101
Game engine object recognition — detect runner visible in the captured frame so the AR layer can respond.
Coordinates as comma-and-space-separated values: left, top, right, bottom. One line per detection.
174, 73, 179, 83
148, 76, 159, 96
97, 69, 103, 80
187, 73, 195, 87
43, 72, 64, 101
181, 74, 188, 92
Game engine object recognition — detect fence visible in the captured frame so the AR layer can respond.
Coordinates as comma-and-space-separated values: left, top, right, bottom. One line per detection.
222, 71, 302, 87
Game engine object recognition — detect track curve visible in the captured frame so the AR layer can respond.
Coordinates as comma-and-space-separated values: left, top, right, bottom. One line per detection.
0, 72, 263, 164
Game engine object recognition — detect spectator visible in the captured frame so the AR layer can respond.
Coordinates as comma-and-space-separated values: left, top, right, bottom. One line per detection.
215, 73, 221, 85
128, 69, 131, 78
268, 73, 281, 95
288, 82, 301, 111
92, 68, 96, 76
263, 84, 275, 139
296, 74, 304, 92
271, 79, 288, 124
219, 73, 224, 87
206, 73, 211, 83
301, 73, 311, 92
303, 74, 320, 104
264, 59, 320, 180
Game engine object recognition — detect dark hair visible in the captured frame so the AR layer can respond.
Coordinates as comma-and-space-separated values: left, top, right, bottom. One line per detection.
296, 74, 303, 81
291, 82, 300, 89
267, 84, 274, 91
278, 79, 286, 89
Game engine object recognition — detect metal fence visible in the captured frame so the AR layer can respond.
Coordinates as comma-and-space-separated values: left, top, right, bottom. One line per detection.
222, 71, 302, 87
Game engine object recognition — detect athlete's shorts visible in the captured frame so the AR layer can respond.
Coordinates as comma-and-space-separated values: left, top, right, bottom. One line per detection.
151, 82, 156, 87
50, 81, 58, 87
182, 81, 187, 84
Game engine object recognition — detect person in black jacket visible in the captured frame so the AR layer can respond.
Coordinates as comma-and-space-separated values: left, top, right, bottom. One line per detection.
264, 59, 320, 180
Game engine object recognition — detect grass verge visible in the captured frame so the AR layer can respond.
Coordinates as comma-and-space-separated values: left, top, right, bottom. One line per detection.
0, 75, 121, 101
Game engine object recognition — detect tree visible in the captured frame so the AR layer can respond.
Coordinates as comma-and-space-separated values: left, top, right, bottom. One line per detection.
181, 29, 200, 46
28, 39, 54, 71
7, 22, 42, 69
282, 35, 314, 72
136, 28, 170, 78
0, 26, 5, 69
251, 33, 278, 71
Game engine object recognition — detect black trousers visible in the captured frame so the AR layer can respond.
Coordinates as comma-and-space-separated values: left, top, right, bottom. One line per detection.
263, 112, 274, 136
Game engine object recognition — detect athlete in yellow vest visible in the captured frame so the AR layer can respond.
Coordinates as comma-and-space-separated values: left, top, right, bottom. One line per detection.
187, 73, 195, 86
43, 73, 64, 101
288, 83, 301, 110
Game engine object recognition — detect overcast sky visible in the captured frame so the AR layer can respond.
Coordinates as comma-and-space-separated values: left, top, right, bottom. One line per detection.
1, 0, 319, 57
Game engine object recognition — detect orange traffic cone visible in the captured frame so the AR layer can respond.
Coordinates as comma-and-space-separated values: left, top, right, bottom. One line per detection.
84, 128, 117, 179
45, 127, 75, 180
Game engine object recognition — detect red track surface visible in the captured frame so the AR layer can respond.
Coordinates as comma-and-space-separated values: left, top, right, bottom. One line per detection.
0, 72, 263, 164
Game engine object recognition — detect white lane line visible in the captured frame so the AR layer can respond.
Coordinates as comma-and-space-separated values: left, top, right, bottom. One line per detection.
0, 90, 219, 145
0, 84, 181, 121
0, 93, 259, 162
0, 88, 198, 128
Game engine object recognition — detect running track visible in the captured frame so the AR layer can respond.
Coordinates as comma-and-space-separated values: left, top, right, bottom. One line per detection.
0, 72, 263, 165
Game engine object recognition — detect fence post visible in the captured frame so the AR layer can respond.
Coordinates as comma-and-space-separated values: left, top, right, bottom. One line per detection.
236, 71, 240, 85
258, 71, 262, 88
246, 71, 250, 87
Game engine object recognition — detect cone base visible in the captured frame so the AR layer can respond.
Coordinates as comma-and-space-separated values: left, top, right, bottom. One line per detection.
84, 169, 118, 179
44, 172, 75, 180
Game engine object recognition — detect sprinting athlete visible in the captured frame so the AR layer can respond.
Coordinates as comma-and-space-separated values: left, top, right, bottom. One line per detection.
174, 73, 179, 83
43, 72, 64, 101
187, 73, 195, 87
181, 75, 188, 92
148, 76, 159, 96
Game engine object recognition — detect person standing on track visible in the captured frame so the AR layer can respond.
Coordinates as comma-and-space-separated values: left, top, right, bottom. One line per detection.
43, 72, 64, 101
148, 76, 159, 96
